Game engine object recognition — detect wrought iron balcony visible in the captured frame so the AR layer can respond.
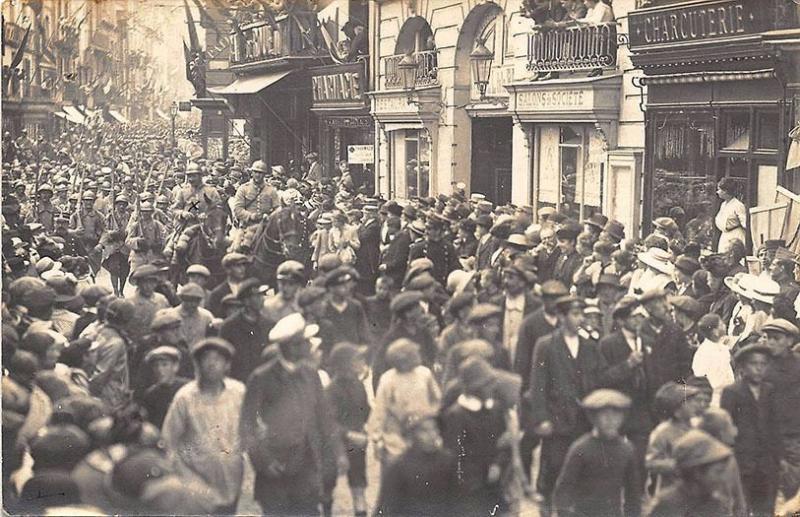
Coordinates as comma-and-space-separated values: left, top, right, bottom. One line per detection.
230, 12, 324, 66
527, 23, 617, 73
383, 50, 439, 89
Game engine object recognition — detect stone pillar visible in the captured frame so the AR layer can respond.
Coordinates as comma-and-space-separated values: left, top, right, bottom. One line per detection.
511, 120, 533, 206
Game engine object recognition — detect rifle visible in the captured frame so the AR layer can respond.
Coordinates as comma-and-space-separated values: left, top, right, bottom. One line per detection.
74, 165, 85, 231
31, 165, 41, 219
107, 160, 117, 231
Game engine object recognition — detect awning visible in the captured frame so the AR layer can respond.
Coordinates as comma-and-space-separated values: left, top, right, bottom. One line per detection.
640, 69, 776, 86
208, 70, 293, 95
108, 110, 129, 124
62, 106, 85, 125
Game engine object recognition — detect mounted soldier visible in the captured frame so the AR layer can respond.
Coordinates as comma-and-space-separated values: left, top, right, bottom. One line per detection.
230, 160, 281, 252
126, 201, 167, 271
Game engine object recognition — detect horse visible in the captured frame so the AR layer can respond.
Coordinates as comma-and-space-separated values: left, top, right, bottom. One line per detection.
249, 203, 312, 286
166, 203, 230, 288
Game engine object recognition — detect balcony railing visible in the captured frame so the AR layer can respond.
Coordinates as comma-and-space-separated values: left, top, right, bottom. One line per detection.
527, 23, 617, 73
230, 12, 323, 66
383, 50, 439, 89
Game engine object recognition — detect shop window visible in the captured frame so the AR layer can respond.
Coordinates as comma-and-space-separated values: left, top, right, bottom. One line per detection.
651, 112, 716, 229
404, 129, 431, 198
722, 111, 751, 152
756, 111, 779, 150
535, 125, 602, 221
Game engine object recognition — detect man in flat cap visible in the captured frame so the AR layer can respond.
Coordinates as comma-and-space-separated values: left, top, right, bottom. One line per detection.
139, 346, 189, 428
220, 278, 271, 382
761, 319, 800, 498
323, 266, 372, 347
527, 295, 609, 514
162, 338, 245, 514
721, 342, 778, 517
160, 282, 214, 350
264, 260, 305, 323
240, 313, 340, 515
207, 252, 251, 318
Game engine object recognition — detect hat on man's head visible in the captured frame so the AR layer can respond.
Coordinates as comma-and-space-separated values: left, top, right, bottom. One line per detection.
675, 255, 701, 276
540, 280, 569, 298
638, 247, 675, 275
448, 291, 475, 316
268, 313, 319, 343
406, 272, 436, 291
325, 266, 357, 288
317, 253, 343, 274
733, 343, 773, 364
639, 287, 667, 304
612, 296, 639, 319
504, 255, 538, 284
131, 264, 161, 282
669, 296, 704, 320
553, 294, 586, 312
580, 389, 631, 411
177, 282, 205, 300
221, 252, 251, 268
556, 221, 582, 241
505, 233, 532, 250
186, 264, 211, 277
458, 355, 497, 392
673, 430, 732, 472
150, 309, 182, 331
191, 337, 235, 359
236, 278, 269, 300
655, 381, 700, 414
653, 217, 679, 233
583, 213, 608, 231
467, 303, 503, 324
297, 286, 327, 307
144, 346, 181, 364
761, 318, 800, 337
390, 290, 424, 314
276, 260, 305, 281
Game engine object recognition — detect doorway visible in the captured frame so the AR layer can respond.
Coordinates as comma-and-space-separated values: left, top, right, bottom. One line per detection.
471, 117, 513, 205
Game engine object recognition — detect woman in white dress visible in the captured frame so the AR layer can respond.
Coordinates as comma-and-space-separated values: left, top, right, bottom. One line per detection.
715, 178, 747, 253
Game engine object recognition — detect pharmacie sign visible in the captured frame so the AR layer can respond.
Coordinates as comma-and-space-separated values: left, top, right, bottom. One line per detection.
629, 0, 761, 49
310, 63, 366, 109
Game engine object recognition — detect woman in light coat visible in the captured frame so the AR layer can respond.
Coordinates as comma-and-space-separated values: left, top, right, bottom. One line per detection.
715, 178, 747, 253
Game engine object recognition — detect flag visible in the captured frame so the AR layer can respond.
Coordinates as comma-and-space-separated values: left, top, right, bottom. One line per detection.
9, 24, 32, 70
190, 0, 214, 27
183, 0, 202, 53
183, 40, 192, 82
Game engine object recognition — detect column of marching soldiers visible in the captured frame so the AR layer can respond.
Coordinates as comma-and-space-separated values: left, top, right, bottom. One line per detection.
3, 121, 800, 516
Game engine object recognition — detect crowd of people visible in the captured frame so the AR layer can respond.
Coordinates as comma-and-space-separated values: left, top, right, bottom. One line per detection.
3, 120, 800, 517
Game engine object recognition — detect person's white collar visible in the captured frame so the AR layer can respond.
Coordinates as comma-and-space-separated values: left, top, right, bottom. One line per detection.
457, 393, 495, 412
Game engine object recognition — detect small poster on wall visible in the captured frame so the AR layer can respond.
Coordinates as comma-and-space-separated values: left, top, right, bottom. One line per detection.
207, 137, 224, 160
348, 144, 373, 164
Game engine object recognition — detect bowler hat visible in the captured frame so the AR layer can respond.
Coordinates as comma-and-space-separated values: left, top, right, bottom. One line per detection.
583, 213, 608, 231
540, 280, 568, 298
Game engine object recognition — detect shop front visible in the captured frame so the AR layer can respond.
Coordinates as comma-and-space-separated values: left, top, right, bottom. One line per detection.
507, 75, 623, 223
628, 0, 799, 243
371, 87, 441, 199
310, 61, 375, 191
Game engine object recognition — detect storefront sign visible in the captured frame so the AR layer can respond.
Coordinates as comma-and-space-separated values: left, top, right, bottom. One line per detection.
323, 116, 373, 129
311, 63, 367, 108
373, 94, 413, 114
347, 145, 373, 164
629, 0, 759, 49
515, 89, 592, 111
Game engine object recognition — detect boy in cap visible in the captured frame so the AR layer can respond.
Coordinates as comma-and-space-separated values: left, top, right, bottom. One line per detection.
322, 266, 371, 347
263, 260, 304, 323
721, 341, 778, 517
439, 355, 507, 515
648, 430, 736, 517
127, 264, 171, 344
761, 319, 800, 498
323, 342, 371, 517
528, 295, 609, 513
219, 278, 271, 382
162, 338, 245, 514
554, 389, 640, 517
160, 282, 214, 350
646, 381, 704, 495
140, 346, 189, 428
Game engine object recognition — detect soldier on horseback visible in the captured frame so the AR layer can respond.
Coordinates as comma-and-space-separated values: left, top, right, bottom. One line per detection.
231, 160, 281, 252
171, 162, 221, 224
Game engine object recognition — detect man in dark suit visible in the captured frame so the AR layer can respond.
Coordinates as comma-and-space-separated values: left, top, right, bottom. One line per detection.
721, 343, 779, 517
527, 295, 609, 514
474, 215, 497, 271
598, 296, 652, 501
637, 288, 694, 404
380, 216, 411, 288
407, 214, 459, 285
491, 256, 542, 371
552, 222, 582, 289
355, 203, 381, 295
515, 280, 568, 481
